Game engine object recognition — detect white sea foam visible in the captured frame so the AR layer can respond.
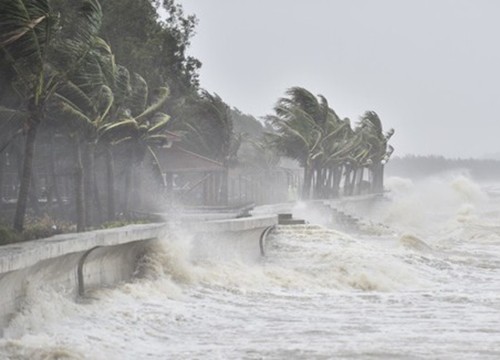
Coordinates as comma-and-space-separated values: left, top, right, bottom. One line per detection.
2, 178, 500, 359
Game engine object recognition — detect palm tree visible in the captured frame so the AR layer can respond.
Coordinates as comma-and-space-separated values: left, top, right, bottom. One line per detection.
48, 36, 116, 230
340, 111, 394, 195
98, 82, 171, 215
267, 87, 341, 199
358, 111, 394, 193
172, 90, 235, 205
267, 88, 395, 199
48, 69, 113, 230
0, 0, 103, 231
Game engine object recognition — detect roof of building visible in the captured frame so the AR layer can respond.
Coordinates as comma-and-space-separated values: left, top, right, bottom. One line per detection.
159, 146, 224, 172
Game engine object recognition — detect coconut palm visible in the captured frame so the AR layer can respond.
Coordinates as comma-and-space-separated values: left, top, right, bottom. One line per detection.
0, 0, 103, 231
267, 88, 395, 199
98, 81, 171, 215
267, 87, 343, 199
340, 111, 394, 195
357, 111, 394, 193
172, 90, 235, 205
47, 48, 114, 230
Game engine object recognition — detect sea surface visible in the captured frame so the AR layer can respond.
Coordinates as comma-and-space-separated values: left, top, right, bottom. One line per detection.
1, 175, 500, 359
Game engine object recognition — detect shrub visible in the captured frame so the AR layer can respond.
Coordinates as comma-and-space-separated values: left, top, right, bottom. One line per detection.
22, 215, 75, 241
100, 219, 150, 229
0, 224, 22, 245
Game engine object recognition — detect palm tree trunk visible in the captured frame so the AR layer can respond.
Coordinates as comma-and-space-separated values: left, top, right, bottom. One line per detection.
313, 167, 323, 199
355, 167, 364, 195
105, 146, 115, 221
373, 162, 384, 193
302, 165, 312, 200
220, 167, 229, 206
29, 176, 41, 216
93, 178, 103, 225
333, 166, 342, 198
83, 142, 95, 228
124, 167, 131, 216
48, 135, 64, 218
13, 122, 38, 232
347, 168, 357, 196
75, 136, 86, 232
313, 168, 319, 199
326, 167, 334, 198
0, 152, 4, 209
342, 167, 351, 196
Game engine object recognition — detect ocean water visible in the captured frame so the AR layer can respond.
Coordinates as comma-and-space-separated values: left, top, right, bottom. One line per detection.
1, 175, 500, 359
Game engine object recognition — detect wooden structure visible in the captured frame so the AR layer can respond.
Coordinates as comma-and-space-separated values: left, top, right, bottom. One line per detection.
158, 147, 226, 206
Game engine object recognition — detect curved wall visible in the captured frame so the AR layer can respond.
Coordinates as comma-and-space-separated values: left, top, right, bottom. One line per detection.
0, 215, 278, 334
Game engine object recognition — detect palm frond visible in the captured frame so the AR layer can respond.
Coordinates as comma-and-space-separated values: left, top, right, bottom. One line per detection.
135, 86, 169, 123
147, 113, 171, 133
98, 118, 138, 142
128, 73, 148, 117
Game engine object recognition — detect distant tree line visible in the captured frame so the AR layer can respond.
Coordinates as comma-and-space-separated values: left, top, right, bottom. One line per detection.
386, 155, 500, 180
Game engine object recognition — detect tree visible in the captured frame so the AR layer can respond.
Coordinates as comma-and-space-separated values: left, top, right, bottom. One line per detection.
98, 0, 201, 99
266, 87, 340, 199
0, 0, 103, 231
99, 80, 171, 215
358, 111, 394, 193
171, 90, 236, 205
267, 88, 395, 199
48, 37, 115, 230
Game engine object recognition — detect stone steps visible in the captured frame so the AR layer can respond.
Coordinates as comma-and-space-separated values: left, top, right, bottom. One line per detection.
278, 213, 306, 225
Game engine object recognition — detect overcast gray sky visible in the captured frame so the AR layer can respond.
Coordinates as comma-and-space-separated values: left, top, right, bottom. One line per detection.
180, 0, 500, 158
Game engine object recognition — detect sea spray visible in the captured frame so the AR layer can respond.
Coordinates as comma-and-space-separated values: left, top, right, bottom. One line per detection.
1, 179, 500, 359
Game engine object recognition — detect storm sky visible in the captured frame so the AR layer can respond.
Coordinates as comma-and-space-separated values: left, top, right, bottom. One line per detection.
180, 0, 500, 158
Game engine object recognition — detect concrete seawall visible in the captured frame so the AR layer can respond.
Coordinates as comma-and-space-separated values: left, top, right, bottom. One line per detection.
0, 215, 277, 333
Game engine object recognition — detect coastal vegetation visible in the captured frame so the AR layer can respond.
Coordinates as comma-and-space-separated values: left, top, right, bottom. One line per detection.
0, 0, 394, 240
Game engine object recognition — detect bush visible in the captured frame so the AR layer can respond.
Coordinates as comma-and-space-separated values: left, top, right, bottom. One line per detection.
100, 219, 150, 229
0, 224, 22, 245
0, 214, 156, 246
22, 215, 75, 241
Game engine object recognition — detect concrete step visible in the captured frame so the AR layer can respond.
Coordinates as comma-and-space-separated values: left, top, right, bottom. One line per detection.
278, 213, 293, 221
279, 219, 306, 225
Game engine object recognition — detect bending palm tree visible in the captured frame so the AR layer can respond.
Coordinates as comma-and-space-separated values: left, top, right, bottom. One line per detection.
99, 82, 171, 215
267, 87, 340, 199
0, 0, 102, 231
172, 90, 235, 205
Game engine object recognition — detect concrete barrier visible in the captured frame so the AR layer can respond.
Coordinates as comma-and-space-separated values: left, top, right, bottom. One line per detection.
187, 215, 278, 262
0, 223, 168, 333
0, 215, 278, 333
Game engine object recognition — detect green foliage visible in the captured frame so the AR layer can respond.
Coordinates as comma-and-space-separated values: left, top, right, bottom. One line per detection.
0, 215, 74, 244
99, 219, 151, 229
172, 90, 234, 164
98, 0, 201, 98
0, 224, 22, 245
266, 86, 395, 198
22, 215, 75, 241
231, 108, 264, 138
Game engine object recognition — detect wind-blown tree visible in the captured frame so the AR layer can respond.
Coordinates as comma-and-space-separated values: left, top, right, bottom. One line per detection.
171, 90, 236, 205
266, 87, 344, 199
99, 81, 172, 216
315, 117, 359, 198
0, 0, 103, 231
47, 37, 115, 231
267, 87, 395, 199
97, 0, 201, 99
338, 111, 394, 196
357, 111, 394, 193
